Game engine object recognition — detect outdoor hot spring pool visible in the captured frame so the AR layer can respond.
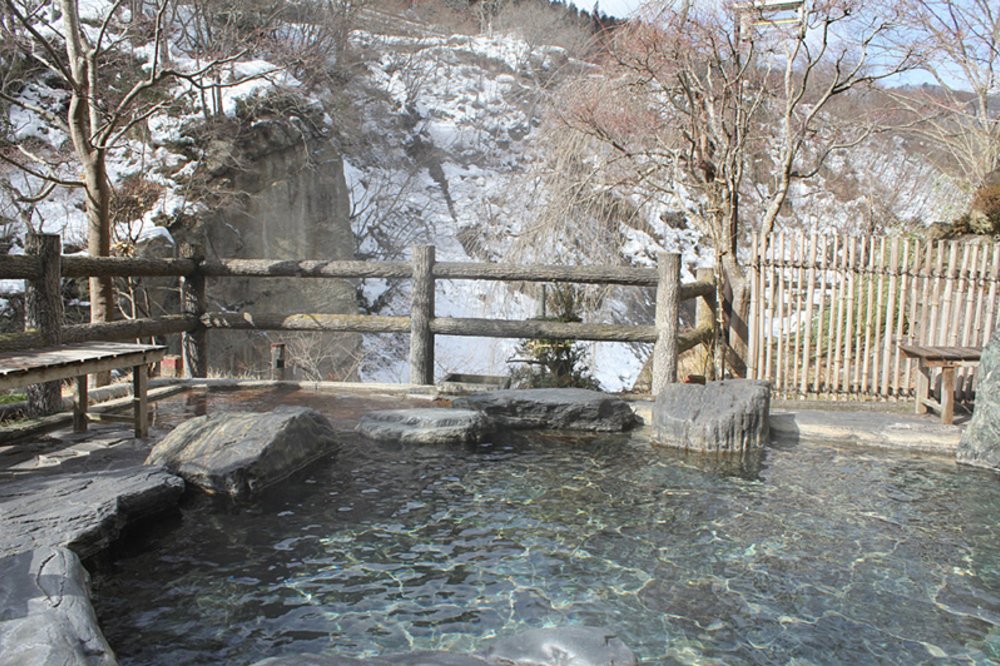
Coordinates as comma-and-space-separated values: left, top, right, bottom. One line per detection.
90, 390, 1000, 665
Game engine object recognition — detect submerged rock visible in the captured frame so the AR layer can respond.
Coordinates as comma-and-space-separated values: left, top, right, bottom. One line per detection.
652, 379, 770, 452
482, 626, 637, 666
0, 546, 117, 665
0, 466, 184, 559
146, 407, 337, 498
452, 389, 640, 432
358, 408, 491, 444
958, 332, 1000, 468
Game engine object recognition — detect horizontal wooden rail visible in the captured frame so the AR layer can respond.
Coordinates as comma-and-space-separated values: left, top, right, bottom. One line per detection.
61, 315, 197, 343
431, 317, 657, 342
199, 259, 413, 279
434, 262, 658, 286
202, 312, 410, 333
61, 256, 197, 278
0, 256, 42, 280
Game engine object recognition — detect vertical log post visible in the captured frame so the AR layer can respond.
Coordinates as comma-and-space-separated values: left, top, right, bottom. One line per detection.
26, 233, 63, 416
270, 342, 288, 380
409, 245, 435, 385
180, 241, 207, 378
653, 252, 680, 394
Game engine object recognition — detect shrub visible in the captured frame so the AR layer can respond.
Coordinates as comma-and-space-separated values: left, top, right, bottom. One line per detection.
969, 183, 1000, 235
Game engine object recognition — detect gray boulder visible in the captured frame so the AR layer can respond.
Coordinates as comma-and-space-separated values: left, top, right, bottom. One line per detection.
482, 626, 637, 666
146, 407, 337, 498
958, 332, 1000, 468
0, 546, 117, 665
358, 409, 491, 444
0, 466, 184, 559
652, 379, 770, 452
452, 389, 640, 432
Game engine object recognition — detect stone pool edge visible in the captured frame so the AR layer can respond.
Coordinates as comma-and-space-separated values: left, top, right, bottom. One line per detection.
632, 401, 961, 454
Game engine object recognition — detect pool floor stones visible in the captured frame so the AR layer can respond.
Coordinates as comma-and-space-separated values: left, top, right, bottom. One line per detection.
146, 406, 339, 498
357, 408, 492, 444
250, 626, 637, 666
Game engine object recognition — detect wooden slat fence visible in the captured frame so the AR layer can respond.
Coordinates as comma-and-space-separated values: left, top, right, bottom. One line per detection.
748, 231, 1000, 401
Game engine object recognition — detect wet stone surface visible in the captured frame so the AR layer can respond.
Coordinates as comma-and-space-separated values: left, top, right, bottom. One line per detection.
89, 419, 1000, 665
146, 406, 339, 498
452, 389, 640, 432
357, 409, 492, 445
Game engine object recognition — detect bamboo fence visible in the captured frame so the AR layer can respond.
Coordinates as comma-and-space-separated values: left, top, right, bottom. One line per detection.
748, 231, 1000, 401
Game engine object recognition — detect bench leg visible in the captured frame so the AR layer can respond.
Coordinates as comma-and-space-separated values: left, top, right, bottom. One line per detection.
133, 364, 149, 438
73, 375, 88, 433
915, 365, 930, 415
941, 366, 956, 425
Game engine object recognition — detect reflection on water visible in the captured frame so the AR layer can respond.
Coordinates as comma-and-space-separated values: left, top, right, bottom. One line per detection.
92, 390, 1000, 665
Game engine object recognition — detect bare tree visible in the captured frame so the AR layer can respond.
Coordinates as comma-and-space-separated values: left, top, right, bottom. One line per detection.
562, 0, 916, 374
891, 0, 999, 191
0, 0, 272, 367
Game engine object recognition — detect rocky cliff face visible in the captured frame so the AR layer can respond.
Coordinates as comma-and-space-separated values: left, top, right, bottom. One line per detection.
197, 120, 359, 380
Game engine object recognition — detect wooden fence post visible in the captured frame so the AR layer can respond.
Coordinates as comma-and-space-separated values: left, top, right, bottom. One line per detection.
25, 233, 64, 415
409, 245, 435, 385
180, 242, 207, 378
653, 252, 680, 394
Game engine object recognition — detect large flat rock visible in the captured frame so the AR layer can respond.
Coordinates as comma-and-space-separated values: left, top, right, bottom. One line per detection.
358, 409, 491, 444
958, 331, 1000, 469
146, 407, 338, 498
0, 466, 184, 559
452, 389, 640, 432
652, 380, 770, 452
0, 546, 117, 665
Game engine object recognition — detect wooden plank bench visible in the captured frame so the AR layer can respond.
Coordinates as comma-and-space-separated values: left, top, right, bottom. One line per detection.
898, 343, 981, 425
0, 342, 167, 437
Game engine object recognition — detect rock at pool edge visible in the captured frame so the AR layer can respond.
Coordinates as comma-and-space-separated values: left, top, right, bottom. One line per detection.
958, 331, 1000, 469
652, 379, 770, 452
452, 388, 641, 432
357, 408, 492, 444
146, 406, 338, 498
0, 546, 117, 666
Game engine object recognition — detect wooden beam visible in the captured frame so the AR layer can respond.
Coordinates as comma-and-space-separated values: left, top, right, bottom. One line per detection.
200, 258, 413, 279
409, 245, 435, 385
25, 234, 63, 415
0, 255, 42, 279
653, 252, 681, 393
431, 317, 658, 342
201, 312, 410, 333
61, 256, 197, 277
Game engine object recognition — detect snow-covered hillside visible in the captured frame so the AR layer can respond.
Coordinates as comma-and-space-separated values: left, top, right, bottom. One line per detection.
0, 2, 966, 390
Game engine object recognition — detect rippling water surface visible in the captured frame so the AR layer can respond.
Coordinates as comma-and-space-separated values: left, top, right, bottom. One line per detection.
92, 391, 1000, 665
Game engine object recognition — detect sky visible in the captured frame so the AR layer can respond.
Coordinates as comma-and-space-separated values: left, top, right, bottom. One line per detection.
569, 0, 646, 18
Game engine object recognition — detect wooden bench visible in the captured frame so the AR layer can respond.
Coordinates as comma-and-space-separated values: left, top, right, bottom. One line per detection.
0, 342, 167, 437
898, 343, 982, 425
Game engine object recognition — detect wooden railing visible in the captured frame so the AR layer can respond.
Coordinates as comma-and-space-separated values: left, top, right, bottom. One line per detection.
2, 235, 715, 395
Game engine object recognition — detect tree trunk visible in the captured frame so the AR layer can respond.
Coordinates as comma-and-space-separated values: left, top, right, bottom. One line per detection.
82, 152, 115, 386
721, 252, 749, 378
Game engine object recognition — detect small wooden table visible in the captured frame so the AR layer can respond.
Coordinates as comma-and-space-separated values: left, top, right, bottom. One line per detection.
898, 343, 981, 425
0, 342, 167, 437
